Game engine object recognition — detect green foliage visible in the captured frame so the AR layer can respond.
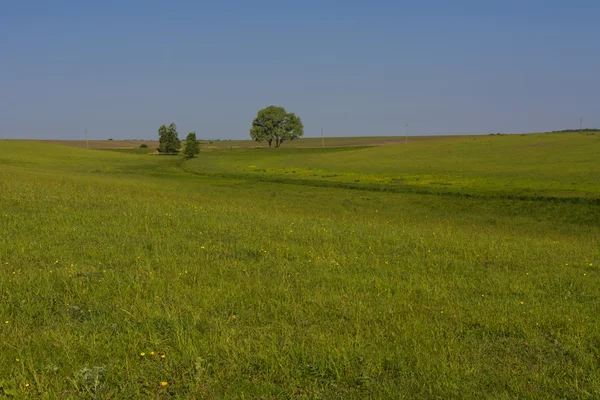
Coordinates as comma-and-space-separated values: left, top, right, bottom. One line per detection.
183, 132, 200, 158
553, 128, 599, 133
0, 137, 599, 398
158, 123, 181, 153
250, 105, 304, 147
139, 143, 148, 148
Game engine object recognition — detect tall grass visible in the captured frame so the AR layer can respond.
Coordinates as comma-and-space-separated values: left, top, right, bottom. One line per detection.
0, 136, 599, 398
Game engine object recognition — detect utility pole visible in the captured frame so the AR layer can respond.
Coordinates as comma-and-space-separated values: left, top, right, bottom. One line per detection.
321, 128, 325, 148
405, 124, 408, 144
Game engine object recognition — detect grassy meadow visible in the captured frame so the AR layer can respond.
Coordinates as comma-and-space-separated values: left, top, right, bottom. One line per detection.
1, 133, 599, 399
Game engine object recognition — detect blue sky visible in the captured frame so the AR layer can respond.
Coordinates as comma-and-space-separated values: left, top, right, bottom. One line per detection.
1, 0, 599, 139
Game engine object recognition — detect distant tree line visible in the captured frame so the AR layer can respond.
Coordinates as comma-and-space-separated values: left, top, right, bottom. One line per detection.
553, 128, 599, 133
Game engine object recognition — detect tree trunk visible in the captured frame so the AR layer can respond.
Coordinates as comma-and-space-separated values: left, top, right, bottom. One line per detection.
268, 139, 272, 147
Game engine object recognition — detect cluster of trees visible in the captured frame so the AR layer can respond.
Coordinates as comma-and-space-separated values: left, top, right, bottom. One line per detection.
157, 123, 199, 158
250, 105, 304, 148
155, 105, 303, 158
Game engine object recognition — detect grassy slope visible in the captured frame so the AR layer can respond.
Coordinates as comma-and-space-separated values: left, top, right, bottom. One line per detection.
0, 137, 599, 399
185, 133, 600, 199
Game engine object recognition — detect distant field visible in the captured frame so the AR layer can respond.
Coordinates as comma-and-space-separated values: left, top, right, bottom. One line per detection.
11, 135, 470, 150
198, 135, 468, 149
1, 133, 599, 398
15, 139, 161, 149
186, 132, 600, 200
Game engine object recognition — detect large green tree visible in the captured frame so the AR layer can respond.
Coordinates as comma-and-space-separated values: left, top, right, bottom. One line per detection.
250, 106, 304, 148
183, 132, 200, 158
158, 123, 181, 153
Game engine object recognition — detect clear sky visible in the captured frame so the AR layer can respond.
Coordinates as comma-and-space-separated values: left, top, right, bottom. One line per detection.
1, 0, 599, 140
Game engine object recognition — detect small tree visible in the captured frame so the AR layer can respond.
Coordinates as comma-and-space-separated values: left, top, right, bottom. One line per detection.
184, 132, 200, 158
158, 123, 181, 153
250, 105, 304, 148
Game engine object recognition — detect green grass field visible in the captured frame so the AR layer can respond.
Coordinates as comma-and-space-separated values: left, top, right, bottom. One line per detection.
1, 133, 599, 399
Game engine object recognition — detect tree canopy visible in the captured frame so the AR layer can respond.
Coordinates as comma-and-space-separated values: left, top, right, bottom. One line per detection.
158, 123, 181, 153
183, 132, 200, 158
250, 106, 304, 148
